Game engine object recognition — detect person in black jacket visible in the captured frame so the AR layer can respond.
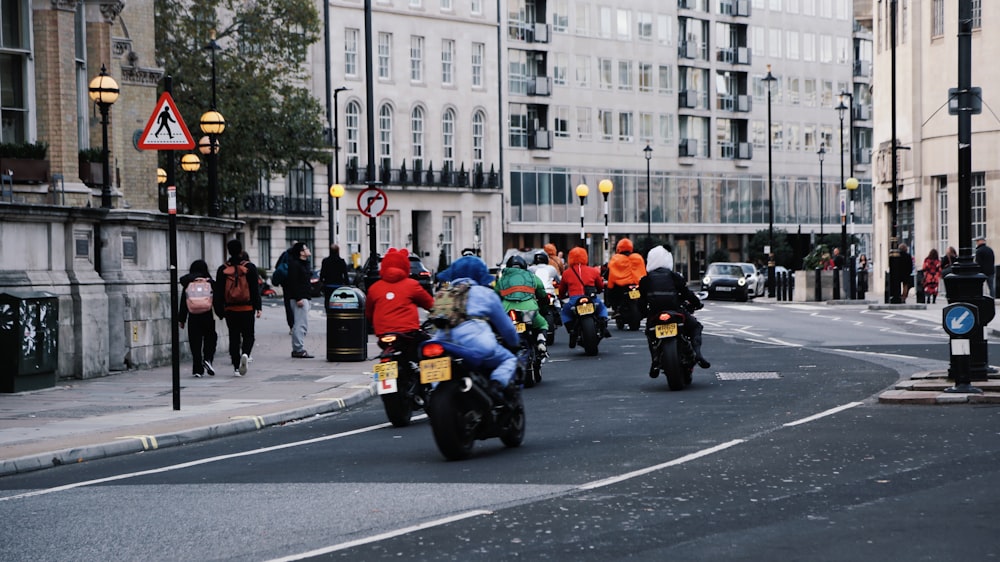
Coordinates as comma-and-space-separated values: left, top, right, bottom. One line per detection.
286, 241, 315, 358
214, 239, 262, 376
179, 259, 218, 377
976, 237, 995, 299
319, 243, 350, 303
639, 245, 710, 378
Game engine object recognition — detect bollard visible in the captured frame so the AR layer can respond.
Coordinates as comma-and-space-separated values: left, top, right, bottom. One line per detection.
789, 270, 795, 301
814, 268, 822, 302
832, 267, 841, 300
916, 269, 925, 303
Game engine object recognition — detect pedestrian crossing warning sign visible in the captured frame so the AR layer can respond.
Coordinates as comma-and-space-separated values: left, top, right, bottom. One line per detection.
137, 92, 195, 150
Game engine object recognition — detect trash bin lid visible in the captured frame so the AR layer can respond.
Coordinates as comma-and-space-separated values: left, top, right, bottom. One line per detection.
329, 287, 362, 309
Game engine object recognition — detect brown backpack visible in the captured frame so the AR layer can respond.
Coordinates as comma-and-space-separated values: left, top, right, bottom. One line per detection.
222, 261, 251, 305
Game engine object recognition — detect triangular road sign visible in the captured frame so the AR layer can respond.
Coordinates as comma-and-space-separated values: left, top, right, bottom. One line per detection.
137, 92, 196, 150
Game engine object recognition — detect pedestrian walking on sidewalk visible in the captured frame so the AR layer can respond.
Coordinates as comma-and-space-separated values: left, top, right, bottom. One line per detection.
320, 244, 350, 304
975, 237, 995, 299
856, 254, 870, 300
286, 241, 315, 358
179, 259, 218, 377
922, 249, 942, 304
214, 239, 262, 376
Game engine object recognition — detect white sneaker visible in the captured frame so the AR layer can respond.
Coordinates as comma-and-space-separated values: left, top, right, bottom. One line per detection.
238, 353, 249, 376
234, 369, 242, 377
247, 355, 254, 364
203, 360, 215, 377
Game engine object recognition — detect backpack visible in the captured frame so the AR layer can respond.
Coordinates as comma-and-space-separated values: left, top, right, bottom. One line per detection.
185, 277, 213, 315
223, 261, 251, 305
428, 281, 472, 329
271, 252, 289, 286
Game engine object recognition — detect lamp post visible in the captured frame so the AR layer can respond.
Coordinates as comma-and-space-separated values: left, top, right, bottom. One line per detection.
643, 145, 653, 241
599, 179, 613, 257
836, 97, 849, 298
817, 144, 826, 237
201, 31, 225, 218
180, 153, 201, 214
576, 183, 589, 243
846, 176, 859, 299
763, 65, 777, 297
329, 183, 344, 245
328, 86, 350, 245
88, 65, 119, 209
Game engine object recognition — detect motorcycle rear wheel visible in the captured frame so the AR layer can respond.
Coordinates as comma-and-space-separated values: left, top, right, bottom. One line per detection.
381, 392, 414, 427
579, 316, 600, 356
659, 338, 686, 391
626, 301, 642, 331
500, 391, 526, 448
428, 384, 476, 461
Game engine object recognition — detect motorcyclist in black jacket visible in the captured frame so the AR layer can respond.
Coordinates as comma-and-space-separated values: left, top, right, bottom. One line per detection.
638, 245, 711, 378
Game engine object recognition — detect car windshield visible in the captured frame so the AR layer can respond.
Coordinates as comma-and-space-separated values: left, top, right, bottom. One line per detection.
739, 264, 755, 275
707, 264, 744, 277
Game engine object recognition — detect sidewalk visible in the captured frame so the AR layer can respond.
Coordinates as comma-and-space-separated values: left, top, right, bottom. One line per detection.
0, 299, 380, 477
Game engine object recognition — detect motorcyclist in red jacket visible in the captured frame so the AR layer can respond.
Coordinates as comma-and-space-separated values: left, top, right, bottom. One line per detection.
558, 246, 612, 340
365, 248, 434, 335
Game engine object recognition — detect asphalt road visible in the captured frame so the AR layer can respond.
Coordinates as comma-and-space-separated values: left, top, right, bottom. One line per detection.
2, 302, 998, 561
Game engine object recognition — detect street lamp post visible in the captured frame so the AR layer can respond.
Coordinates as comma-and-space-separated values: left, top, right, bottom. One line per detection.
599, 179, 613, 257
201, 31, 225, 218
329, 183, 345, 245
846, 176, 859, 299
576, 183, 589, 243
763, 65, 777, 297
180, 153, 201, 214
643, 145, 653, 241
836, 98, 849, 298
817, 144, 826, 237
328, 86, 350, 245
88, 65, 119, 209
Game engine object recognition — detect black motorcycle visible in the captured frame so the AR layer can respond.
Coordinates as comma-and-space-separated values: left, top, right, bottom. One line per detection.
566, 292, 603, 356
419, 340, 526, 461
647, 306, 697, 391
613, 284, 643, 331
374, 331, 431, 427
509, 309, 542, 388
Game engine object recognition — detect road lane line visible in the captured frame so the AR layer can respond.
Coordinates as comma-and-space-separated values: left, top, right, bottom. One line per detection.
783, 401, 863, 427
577, 439, 746, 491
264, 510, 493, 561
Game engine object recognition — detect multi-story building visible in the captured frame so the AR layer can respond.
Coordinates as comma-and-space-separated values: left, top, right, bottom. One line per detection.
502, 0, 873, 280
871, 0, 997, 295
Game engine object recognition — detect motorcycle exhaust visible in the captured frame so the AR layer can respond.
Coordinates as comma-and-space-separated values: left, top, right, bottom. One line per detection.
460, 376, 494, 408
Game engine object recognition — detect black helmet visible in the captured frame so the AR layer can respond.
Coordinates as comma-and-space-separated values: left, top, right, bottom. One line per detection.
506, 255, 528, 269
533, 252, 548, 265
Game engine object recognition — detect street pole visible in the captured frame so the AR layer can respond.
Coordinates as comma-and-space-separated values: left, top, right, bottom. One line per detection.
842, 90, 857, 298
764, 66, 777, 298
329, 86, 348, 246
818, 144, 825, 237
837, 98, 848, 299
643, 145, 652, 242
599, 179, 613, 259
888, 0, 901, 303
576, 183, 589, 243
364, 0, 379, 285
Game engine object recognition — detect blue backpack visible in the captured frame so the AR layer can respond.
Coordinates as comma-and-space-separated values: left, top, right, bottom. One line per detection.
271, 251, 289, 286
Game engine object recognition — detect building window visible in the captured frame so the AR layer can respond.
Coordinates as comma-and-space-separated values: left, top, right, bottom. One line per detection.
441, 0, 452, 11
442, 108, 456, 169
0, 1, 28, 143
472, 110, 486, 166
508, 49, 528, 94
473, 215, 486, 254
472, 0, 483, 15
638, 62, 653, 93
345, 28, 359, 77
575, 55, 590, 87
552, 0, 568, 32
379, 103, 393, 169
637, 12, 653, 41
553, 52, 568, 86
931, 0, 944, 36
346, 101, 361, 167
287, 161, 313, 199
657, 14, 672, 45
971, 172, 986, 240
441, 39, 455, 85
598, 6, 613, 39
599, 109, 613, 141
618, 111, 633, 142
509, 103, 527, 148
471, 42, 485, 87
616, 8, 631, 40
346, 214, 361, 256
258, 226, 272, 270
442, 215, 456, 263
411, 106, 424, 169
554, 106, 570, 138
617, 60, 633, 91
378, 214, 394, 254
286, 227, 315, 257
658, 65, 673, 94
598, 58, 613, 90
410, 36, 424, 82
639, 112, 653, 143
659, 114, 674, 144
378, 32, 392, 79
575, 1, 591, 36
972, 0, 981, 29
936, 176, 948, 252
576, 107, 592, 140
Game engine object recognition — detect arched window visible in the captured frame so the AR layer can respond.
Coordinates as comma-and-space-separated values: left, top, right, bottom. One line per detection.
442, 108, 456, 170
287, 161, 313, 200
472, 110, 486, 167
411, 106, 425, 169
346, 101, 361, 167
379, 103, 393, 170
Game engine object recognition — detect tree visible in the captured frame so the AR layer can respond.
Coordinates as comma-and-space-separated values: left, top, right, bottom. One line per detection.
748, 229, 794, 269
155, 0, 330, 214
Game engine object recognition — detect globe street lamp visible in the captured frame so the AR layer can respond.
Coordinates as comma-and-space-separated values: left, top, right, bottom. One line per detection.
836, 97, 849, 298
817, 144, 826, 237
88, 65, 119, 209
599, 179, 613, 257
576, 183, 589, 242
329, 183, 345, 245
180, 153, 201, 214
846, 176, 860, 299
643, 145, 653, 240
763, 65, 777, 297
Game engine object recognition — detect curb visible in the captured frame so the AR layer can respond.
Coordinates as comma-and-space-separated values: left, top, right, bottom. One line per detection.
878, 370, 1000, 405
0, 383, 377, 478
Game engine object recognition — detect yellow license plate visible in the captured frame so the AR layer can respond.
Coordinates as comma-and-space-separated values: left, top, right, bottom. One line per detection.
373, 361, 398, 381
628, 289, 641, 299
576, 302, 595, 315
655, 323, 678, 338
419, 357, 452, 384
515, 322, 526, 333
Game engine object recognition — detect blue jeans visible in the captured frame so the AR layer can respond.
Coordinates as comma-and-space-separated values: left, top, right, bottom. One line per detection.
431, 320, 517, 386
560, 295, 608, 325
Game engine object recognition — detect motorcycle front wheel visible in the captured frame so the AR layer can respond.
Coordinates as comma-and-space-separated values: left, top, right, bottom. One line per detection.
659, 337, 686, 391
428, 383, 476, 461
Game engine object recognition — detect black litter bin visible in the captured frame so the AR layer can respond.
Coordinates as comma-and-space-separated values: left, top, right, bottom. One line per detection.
326, 286, 367, 362
0, 291, 59, 392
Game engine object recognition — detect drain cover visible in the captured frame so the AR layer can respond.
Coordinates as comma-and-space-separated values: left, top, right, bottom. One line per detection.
716, 371, 781, 380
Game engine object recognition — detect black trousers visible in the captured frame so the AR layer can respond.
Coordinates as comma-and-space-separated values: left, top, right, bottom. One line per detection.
646, 315, 705, 361
225, 310, 256, 368
187, 312, 218, 374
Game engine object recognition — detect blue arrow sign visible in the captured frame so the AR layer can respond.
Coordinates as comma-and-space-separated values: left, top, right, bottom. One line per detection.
944, 305, 976, 336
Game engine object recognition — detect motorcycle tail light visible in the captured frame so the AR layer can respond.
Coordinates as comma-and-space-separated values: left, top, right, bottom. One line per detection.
379, 335, 397, 344
658, 312, 673, 322
579, 297, 590, 304
422, 342, 445, 358
508, 310, 517, 321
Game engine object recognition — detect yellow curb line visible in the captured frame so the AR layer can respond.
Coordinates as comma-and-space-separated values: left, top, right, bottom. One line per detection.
229, 415, 265, 429
116, 435, 159, 450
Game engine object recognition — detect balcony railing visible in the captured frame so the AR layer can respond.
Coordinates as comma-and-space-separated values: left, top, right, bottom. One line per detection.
718, 94, 752, 112
678, 40, 698, 60
345, 160, 499, 189
679, 138, 698, 157
531, 23, 550, 43
527, 76, 552, 96
679, 89, 699, 109
528, 129, 553, 150
853, 104, 871, 121
854, 60, 872, 78
242, 194, 323, 216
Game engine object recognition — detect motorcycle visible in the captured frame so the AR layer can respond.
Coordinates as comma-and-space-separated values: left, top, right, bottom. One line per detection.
567, 292, 603, 356
647, 305, 698, 391
541, 292, 561, 345
613, 284, 643, 331
419, 340, 526, 461
509, 309, 542, 388
373, 331, 431, 427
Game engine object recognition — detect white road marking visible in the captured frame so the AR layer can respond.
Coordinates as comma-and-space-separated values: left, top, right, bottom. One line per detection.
578, 439, 746, 490
783, 402, 863, 427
